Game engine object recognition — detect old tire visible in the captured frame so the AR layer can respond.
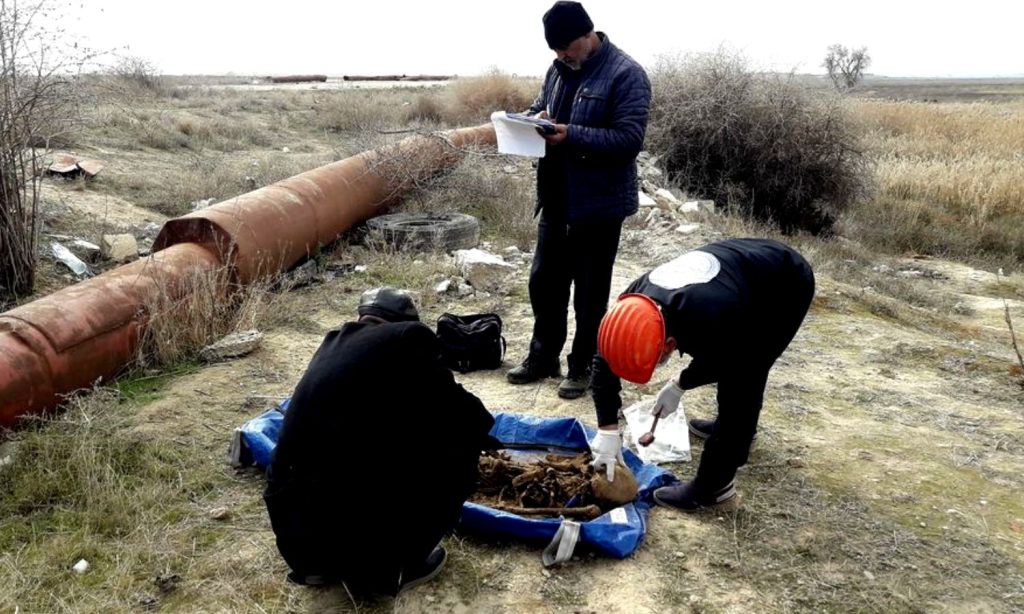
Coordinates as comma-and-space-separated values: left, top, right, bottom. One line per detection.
365, 212, 480, 252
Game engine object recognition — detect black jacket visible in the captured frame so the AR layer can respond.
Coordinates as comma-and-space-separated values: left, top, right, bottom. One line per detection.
527, 33, 652, 224
265, 320, 494, 592
592, 239, 815, 426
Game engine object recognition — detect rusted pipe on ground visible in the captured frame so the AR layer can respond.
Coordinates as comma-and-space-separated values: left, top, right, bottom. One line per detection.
0, 125, 496, 427
0, 243, 223, 426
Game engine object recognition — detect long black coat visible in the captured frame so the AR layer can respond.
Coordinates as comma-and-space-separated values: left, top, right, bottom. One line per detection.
264, 320, 494, 593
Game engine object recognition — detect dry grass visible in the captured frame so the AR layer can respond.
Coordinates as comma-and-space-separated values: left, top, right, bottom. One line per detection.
848, 100, 1024, 266
401, 154, 537, 250
96, 151, 331, 218
444, 70, 536, 125
0, 388, 256, 612
137, 261, 298, 369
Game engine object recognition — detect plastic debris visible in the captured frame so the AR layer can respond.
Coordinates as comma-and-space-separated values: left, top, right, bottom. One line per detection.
50, 242, 90, 277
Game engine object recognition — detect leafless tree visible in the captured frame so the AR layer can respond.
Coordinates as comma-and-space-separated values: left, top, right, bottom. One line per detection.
823, 44, 871, 90
0, 0, 87, 304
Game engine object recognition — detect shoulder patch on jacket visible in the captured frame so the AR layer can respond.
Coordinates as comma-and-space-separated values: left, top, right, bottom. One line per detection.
648, 251, 721, 289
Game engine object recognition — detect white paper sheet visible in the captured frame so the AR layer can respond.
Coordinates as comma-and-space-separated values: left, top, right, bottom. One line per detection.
490, 111, 547, 158
623, 400, 692, 464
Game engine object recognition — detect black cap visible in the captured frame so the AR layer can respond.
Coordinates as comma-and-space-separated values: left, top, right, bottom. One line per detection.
543, 1, 594, 50
357, 287, 419, 322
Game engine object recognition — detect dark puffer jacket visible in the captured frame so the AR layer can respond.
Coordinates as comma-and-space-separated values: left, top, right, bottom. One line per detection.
527, 33, 652, 224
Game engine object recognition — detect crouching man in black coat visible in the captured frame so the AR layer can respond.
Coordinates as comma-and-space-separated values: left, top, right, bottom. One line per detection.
589, 239, 814, 512
264, 287, 495, 595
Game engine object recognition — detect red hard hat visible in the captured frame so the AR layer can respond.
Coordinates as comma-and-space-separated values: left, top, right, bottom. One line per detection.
598, 293, 665, 384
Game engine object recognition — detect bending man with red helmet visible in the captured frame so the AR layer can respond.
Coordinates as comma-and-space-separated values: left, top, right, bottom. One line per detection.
589, 238, 814, 511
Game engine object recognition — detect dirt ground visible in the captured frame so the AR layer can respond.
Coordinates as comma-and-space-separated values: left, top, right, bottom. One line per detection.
5, 82, 1024, 611
27, 175, 1024, 612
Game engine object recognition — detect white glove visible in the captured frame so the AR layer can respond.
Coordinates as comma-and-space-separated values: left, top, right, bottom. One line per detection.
651, 379, 684, 419
589, 430, 624, 481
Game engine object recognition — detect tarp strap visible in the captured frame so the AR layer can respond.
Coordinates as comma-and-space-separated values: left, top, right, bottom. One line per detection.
541, 519, 581, 567
228, 429, 245, 467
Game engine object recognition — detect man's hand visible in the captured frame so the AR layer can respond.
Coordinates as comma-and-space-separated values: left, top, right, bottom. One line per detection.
651, 379, 684, 419
589, 429, 623, 481
541, 123, 568, 145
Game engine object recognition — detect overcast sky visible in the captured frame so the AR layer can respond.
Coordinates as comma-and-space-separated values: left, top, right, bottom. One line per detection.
62, 0, 1023, 78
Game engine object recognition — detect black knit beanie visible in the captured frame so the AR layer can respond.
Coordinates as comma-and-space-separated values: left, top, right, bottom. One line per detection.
543, 1, 594, 50
357, 287, 420, 323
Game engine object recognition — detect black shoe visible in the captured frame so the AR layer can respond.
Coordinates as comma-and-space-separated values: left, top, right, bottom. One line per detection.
506, 357, 560, 385
286, 571, 333, 586
688, 417, 758, 452
397, 546, 447, 594
653, 480, 739, 512
557, 369, 590, 399
688, 417, 715, 440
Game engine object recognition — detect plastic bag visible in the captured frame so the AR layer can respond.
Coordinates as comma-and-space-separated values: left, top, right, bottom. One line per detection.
622, 400, 692, 464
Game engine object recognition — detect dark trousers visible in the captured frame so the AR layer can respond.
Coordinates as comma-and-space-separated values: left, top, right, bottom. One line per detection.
527, 211, 624, 375
694, 262, 816, 492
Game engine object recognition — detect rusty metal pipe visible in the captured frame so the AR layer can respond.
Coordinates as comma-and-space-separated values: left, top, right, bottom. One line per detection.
0, 125, 496, 427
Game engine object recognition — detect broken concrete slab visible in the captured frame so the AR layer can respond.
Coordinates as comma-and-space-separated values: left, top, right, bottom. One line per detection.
435, 278, 454, 294
680, 200, 717, 214
192, 200, 216, 214
0, 441, 19, 471
199, 330, 264, 363
286, 260, 320, 288
677, 223, 701, 234
70, 239, 101, 262
46, 153, 106, 178
454, 249, 516, 292
639, 191, 657, 208
101, 234, 139, 262
654, 188, 682, 209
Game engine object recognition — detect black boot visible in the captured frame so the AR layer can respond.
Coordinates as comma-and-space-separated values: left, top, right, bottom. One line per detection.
653, 480, 739, 512
688, 417, 758, 453
557, 367, 591, 399
506, 356, 561, 385
397, 546, 447, 594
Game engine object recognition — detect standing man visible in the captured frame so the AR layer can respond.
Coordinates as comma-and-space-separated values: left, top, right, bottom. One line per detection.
264, 288, 495, 595
589, 239, 815, 511
506, 1, 652, 400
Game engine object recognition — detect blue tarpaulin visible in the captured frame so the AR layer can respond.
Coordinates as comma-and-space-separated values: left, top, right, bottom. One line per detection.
232, 403, 678, 561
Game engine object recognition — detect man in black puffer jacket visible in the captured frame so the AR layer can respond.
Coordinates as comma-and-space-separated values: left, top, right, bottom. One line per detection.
264, 288, 495, 595
507, 1, 652, 401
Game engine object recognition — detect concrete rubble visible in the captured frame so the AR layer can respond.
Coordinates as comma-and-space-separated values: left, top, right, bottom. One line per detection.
453, 248, 516, 293
101, 234, 139, 263
680, 200, 716, 215
199, 330, 264, 363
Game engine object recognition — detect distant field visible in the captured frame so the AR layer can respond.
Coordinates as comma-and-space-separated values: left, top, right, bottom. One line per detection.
855, 76, 1024, 102
845, 80, 1024, 268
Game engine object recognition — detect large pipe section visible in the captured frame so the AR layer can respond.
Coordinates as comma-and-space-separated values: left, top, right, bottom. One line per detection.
0, 125, 495, 427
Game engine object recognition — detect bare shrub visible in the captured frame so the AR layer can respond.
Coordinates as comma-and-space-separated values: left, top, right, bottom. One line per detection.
646, 50, 869, 235
0, 0, 86, 302
313, 89, 409, 133
445, 70, 534, 125
107, 54, 164, 92
407, 92, 445, 124
1006, 301, 1024, 389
